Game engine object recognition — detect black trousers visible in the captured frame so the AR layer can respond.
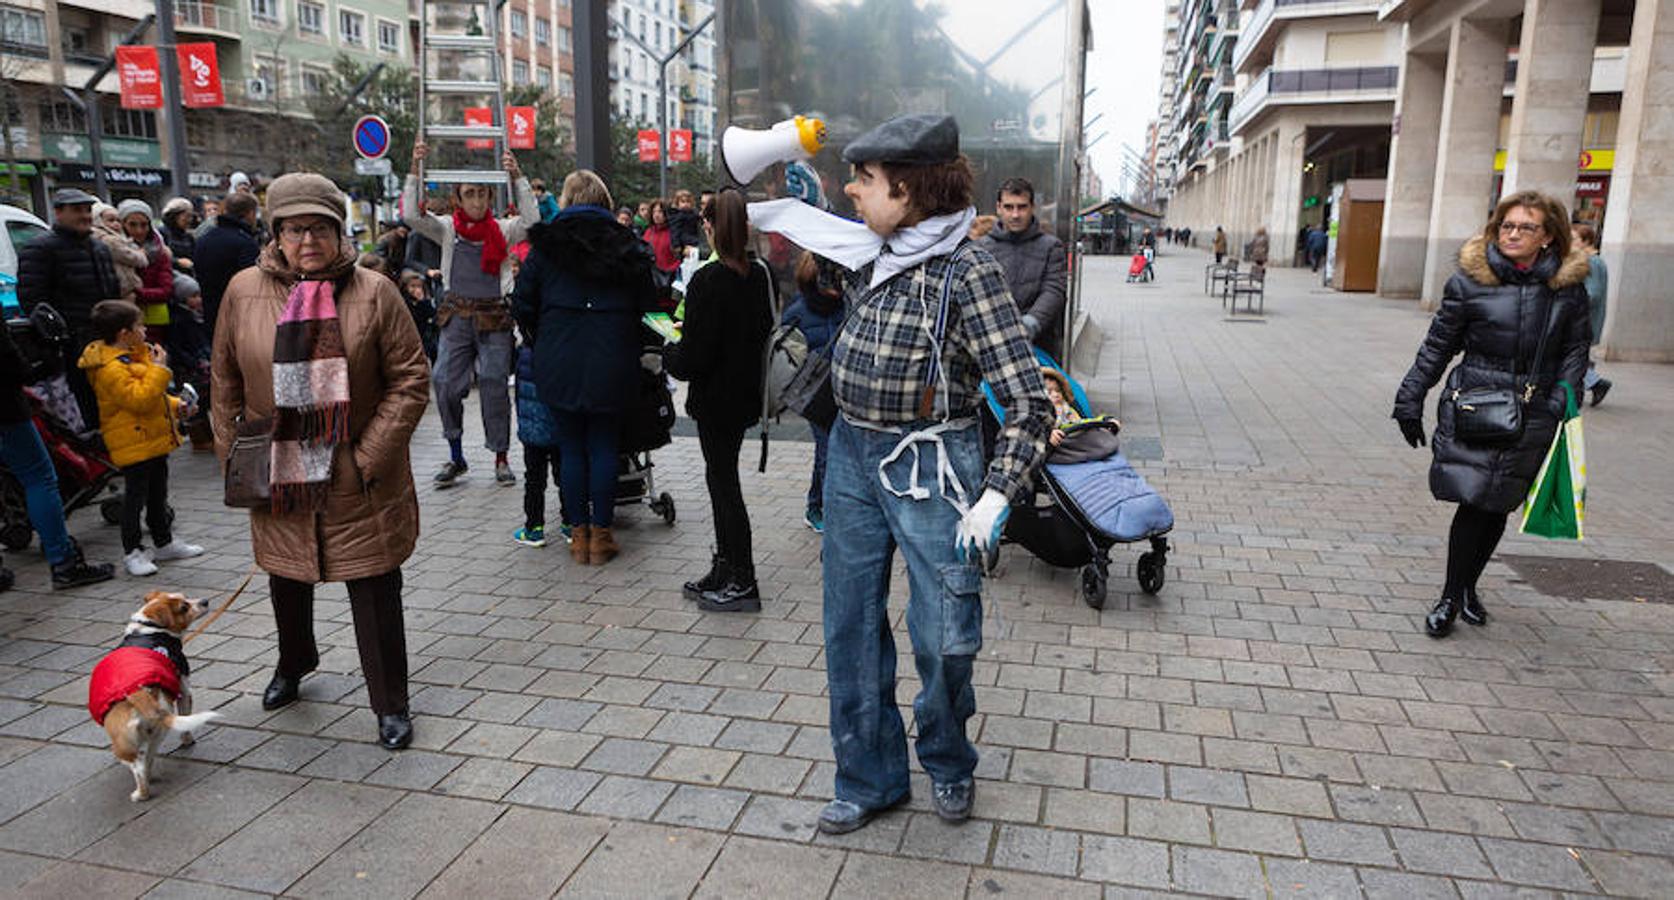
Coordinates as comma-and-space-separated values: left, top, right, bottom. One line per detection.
522, 442, 568, 530
1443, 504, 1507, 599
697, 419, 753, 573
270, 569, 409, 715
119, 456, 173, 553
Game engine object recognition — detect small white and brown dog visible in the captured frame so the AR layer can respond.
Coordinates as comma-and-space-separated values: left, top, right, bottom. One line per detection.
87, 590, 221, 801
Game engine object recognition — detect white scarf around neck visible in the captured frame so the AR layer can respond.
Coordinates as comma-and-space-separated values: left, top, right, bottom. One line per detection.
747, 199, 977, 287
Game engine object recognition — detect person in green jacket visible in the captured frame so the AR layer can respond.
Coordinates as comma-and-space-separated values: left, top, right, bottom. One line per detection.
1572, 223, 1611, 406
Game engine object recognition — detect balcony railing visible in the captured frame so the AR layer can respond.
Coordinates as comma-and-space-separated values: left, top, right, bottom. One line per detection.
1233, 0, 1385, 72
176, 1, 240, 34
1228, 64, 1397, 132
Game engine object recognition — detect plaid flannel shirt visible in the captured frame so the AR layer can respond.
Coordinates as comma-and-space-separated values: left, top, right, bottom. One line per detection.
831, 242, 1052, 504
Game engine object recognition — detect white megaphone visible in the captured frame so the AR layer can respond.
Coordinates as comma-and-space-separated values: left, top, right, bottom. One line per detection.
720, 115, 827, 186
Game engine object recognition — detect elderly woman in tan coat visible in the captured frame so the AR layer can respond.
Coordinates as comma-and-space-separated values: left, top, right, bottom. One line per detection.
212, 173, 430, 749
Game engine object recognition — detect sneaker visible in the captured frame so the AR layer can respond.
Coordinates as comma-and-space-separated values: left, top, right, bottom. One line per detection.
433, 460, 468, 487
698, 566, 761, 613
804, 507, 824, 533
151, 540, 204, 562
124, 549, 158, 577
495, 460, 517, 486
1590, 379, 1611, 407
559, 523, 573, 544
513, 526, 547, 548
931, 779, 974, 822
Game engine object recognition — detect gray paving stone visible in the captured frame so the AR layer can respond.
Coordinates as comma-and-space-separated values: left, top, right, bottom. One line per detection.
577, 774, 675, 819
1168, 765, 1250, 808
693, 835, 845, 900
1044, 788, 1125, 834
79, 768, 304, 876
1357, 868, 1463, 900
290, 792, 501, 899
0, 760, 213, 857
233, 733, 334, 772
436, 757, 533, 800
13, 860, 160, 898
579, 737, 669, 775
0, 744, 113, 824
142, 879, 272, 899
1171, 845, 1266, 900
1127, 797, 1212, 844
178, 781, 400, 893
1299, 820, 1396, 866
1212, 808, 1302, 856
362, 749, 462, 790
1264, 858, 1362, 899
992, 823, 1080, 877
1476, 837, 1598, 892
1575, 849, 1674, 897
735, 794, 825, 843
1390, 827, 1495, 879
559, 821, 724, 900
1079, 835, 1172, 889
503, 765, 603, 811
970, 868, 1104, 899
421, 807, 608, 899
899, 813, 994, 865
830, 851, 969, 896
1088, 759, 1166, 798
654, 784, 750, 830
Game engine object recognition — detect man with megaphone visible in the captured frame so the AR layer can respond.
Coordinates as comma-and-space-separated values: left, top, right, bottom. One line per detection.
749, 113, 1053, 835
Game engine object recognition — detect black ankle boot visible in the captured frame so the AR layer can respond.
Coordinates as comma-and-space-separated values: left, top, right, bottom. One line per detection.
262, 672, 302, 710
683, 554, 729, 602
1461, 587, 1488, 626
699, 564, 761, 613
1426, 596, 1460, 638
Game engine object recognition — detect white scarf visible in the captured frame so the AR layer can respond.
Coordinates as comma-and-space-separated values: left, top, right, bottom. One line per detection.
747, 199, 977, 288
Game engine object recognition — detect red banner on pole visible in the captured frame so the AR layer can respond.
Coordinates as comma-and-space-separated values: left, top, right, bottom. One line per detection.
115, 46, 163, 110
668, 129, 693, 163
506, 106, 536, 150
464, 107, 494, 149
637, 129, 660, 162
177, 43, 225, 108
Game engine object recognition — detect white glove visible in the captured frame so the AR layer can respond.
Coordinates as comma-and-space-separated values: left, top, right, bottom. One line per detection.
955, 488, 1011, 566
1021, 313, 1041, 339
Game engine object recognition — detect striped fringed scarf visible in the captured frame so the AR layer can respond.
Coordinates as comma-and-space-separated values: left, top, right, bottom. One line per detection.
270, 278, 350, 513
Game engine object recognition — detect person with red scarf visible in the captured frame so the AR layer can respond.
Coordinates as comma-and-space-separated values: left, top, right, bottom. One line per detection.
644, 200, 680, 302
403, 142, 539, 487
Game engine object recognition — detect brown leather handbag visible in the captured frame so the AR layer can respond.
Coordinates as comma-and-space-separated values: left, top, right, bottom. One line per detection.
223, 417, 272, 509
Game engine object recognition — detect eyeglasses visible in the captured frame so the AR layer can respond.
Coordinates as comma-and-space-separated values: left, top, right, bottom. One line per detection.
1498, 222, 1544, 236
280, 222, 336, 242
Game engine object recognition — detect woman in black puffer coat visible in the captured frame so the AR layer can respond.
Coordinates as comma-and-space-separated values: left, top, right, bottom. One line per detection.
1393, 190, 1591, 638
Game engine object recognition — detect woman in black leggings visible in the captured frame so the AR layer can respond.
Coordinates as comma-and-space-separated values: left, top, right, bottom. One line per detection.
666, 188, 773, 612
1393, 190, 1592, 638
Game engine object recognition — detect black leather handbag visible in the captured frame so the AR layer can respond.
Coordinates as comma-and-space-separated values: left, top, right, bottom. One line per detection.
223, 418, 272, 509
1450, 297, 1556, 446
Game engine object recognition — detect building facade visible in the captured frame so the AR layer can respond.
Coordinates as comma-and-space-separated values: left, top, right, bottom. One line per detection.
606, 0, 716, 163
495, 0, 577, 126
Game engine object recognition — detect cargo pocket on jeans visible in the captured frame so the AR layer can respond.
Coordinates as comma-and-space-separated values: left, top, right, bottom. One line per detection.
939, 564, 984, 657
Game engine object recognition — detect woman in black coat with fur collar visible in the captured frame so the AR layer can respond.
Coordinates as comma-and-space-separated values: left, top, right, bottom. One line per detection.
1393, 190, 1592, 638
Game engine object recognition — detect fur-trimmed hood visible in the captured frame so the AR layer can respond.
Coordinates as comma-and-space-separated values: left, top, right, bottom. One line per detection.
1458, 235, 1591, 290
526, 205, 655, 284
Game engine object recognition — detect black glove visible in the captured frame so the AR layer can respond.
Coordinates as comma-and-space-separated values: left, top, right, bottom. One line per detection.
1397, 417, 1426, 448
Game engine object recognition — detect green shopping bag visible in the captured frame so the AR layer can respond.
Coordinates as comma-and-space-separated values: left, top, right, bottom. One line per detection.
1520, 382, 1585, 540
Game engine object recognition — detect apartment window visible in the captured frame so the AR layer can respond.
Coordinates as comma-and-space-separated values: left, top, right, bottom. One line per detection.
339, 10, 365, 46
0, 4, 47, 50
104, 104, 159, 140
558, 25, 571, 52
38, 101, 86, 135
535, 17, 550, 45
560, 72, 573, 99
298, 1, 323, 35
536, 65, 551, 88
654, 22, 662, 50
1324, 30, 1385, 66
301, 66, 330, 97
248, 0, 280, 27
638, 92, 647, 120
252, 57, 283, 99
377, 19, 399, 52
510, 9, 527, 37
637, 12, 645, 41
512, 59, 529, 84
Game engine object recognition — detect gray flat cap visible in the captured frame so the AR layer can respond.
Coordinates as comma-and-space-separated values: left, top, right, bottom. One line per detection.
52, 187, 98, 207
842, 114, 959, 165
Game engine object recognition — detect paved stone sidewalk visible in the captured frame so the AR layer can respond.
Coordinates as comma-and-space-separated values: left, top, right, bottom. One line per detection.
0, 250, 1670, 898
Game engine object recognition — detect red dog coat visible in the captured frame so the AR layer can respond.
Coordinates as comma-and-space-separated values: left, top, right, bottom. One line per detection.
88, 646, 182, 725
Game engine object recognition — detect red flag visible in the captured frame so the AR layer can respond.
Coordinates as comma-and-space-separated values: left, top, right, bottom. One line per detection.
115, 46, 163, 110
464, 107, 494, 149
669, 129, 693, 163
506, 106, 536, 150
637, 130, 660, 162
177, 43, 224, 108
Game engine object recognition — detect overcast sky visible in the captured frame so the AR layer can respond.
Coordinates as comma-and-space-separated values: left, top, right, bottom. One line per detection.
1084, 0, 1165, 200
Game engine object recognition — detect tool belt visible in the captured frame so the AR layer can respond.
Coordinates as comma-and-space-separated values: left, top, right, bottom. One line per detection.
437, 295, 512, 332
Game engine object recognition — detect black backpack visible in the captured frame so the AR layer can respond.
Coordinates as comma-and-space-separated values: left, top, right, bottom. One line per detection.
5, 302, 69, 383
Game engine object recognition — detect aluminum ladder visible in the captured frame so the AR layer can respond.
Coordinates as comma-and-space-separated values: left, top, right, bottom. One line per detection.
417, 0, 510, 186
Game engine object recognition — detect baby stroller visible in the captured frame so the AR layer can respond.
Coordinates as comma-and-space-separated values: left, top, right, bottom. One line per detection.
983, 351, 1173, 609
615, 343, 678, 525
1126, 248, 1155, 283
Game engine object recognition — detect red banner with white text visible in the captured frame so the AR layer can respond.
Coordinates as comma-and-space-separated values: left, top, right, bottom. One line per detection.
115, 46, 163, 110
637, 130, 660, 162
668, 129, 693, 162
506, 106, 536, 150
177, 43, 225, 108
464, 107, 494, 149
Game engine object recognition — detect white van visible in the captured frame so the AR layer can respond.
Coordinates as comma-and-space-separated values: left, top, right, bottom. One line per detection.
0, 204, 49, 314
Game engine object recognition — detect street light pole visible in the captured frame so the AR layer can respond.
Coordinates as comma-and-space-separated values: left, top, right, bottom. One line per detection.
612, 12, 713, 199
64, 14, 155, 199
154, 0, 191, 199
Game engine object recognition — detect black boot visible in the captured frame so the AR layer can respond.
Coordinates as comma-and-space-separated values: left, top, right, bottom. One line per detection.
1461, 587, 1488, 626
51, 538, 114, 590
698, 563, 761, 613
1425, 596, 1460, 638
378, 711, 413, 750
262, 672, 303, 710
683, 554, 729, 602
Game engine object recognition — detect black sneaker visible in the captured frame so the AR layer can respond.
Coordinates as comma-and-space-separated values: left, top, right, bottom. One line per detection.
433, 460, 468, 487
932, 779, 974, 822
52, 559, 115, 590
682, 554, 729, 602
698, 566, 761, 613
1590, 379, 1611, 407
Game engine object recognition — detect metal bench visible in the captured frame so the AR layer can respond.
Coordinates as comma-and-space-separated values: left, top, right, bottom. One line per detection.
1223, 265, 1266, 314
1207, 258, 1240, 297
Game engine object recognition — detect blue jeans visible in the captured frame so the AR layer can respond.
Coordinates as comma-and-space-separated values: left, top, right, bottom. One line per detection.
823, 417, 984, 809
0, 420, 72, 566
807, 421, 830, 511
553, 410, 619, 527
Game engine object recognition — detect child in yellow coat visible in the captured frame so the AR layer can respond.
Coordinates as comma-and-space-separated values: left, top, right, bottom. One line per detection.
79, 300, 203, 577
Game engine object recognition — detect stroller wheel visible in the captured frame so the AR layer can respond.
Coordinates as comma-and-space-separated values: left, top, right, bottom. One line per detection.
654, 492, 676, 526
1079, 563, 1107, 610
1137, 551, 1167, 595
101, 497, 122, 525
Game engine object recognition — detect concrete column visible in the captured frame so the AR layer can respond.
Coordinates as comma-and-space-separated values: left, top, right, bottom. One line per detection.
1268, 119, 1307, 268
1502, 0, 1603, 197
1378, 47, 1447, 298
1598, 0, 1674, 362
1421, 17, 1509, 309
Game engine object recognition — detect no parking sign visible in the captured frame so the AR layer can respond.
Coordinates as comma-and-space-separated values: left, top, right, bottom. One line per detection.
353, 115, 391, 160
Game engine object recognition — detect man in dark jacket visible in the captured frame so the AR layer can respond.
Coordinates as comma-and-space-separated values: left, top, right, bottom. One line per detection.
980, 177, 1068, 361
0, 324, 115, 591
190, 191, 261, 335
17, 188, 121, 423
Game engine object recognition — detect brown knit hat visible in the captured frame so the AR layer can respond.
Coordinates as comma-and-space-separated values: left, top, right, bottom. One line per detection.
1040, 366, 1073, 400
265, 172, 345, 230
